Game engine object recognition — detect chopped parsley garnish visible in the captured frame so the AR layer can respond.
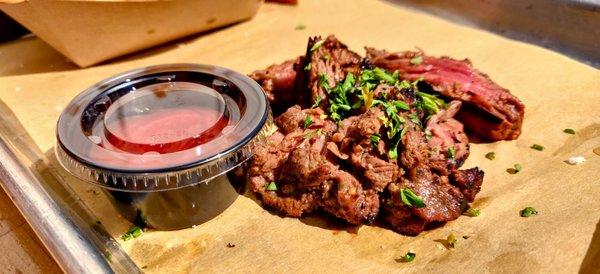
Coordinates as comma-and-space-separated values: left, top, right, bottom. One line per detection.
448, 146, 456, 159
370, 134, 381, 147
520, 207, 538, 217
408, 113, 422, 128
303, 115, 313, 129
372, 67, 398, 85
304, 62, 311, 71
311, 94, 323, 108
514, 164, 522, 172
402, 252, 416, 262
530, 144, 544, 151
415, 90, 446, 116
121, 226, 143, 241
310, 39, 325, 52
507, 164, 522, 174
266, 182, 278, 191
465, 208, 481, 217
410, 55, 423, 65
327, 72, 356, 122
359, 67, 399, 87
303, 129, 324, 140
563, 128, 575, 134
400, 188, 426, 208
294, 24, 306, 30
485, 152, 496, 160
447, 233, 458, 248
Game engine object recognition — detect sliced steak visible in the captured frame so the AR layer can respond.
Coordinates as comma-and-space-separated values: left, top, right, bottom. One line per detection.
305, 35, 362, 109
450, 167, 484, 202
366, 48, 524, 141
426, 100, 470, 170
249, 57, 306, 113
384, 120, 470, 235
247, 35, 498, 235
321, 170, 380, 224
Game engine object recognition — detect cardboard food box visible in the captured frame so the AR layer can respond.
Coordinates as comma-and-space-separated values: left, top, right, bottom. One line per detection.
0, 0, 263, 67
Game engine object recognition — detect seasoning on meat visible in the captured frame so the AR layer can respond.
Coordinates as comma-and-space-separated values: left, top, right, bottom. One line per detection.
247, 34, 524, 236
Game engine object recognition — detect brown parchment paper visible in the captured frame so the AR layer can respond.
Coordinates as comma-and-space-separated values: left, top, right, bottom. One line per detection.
0, 0, 599, 273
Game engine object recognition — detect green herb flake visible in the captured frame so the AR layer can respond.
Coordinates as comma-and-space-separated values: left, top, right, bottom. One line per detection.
530, 144, 544, 151
311, 95, 323, 108
465, 207, 481, 217
370, 134, 381, 147
294, 24, 306, 30
266, 182, 278, 191
514, 164, 522, 172
402, 252, 416, 262
447, 233, 458, 248
448, 146, 456, 159
507, 164, 522, 174
373, 67, 398, 85
303, 115, 313, 129
121, 226, 143, 241
121, 233, 133, 241
304, 62, 311, 71
327, 72, 356, 122
520, 207, 538, 217
485, 152, 496, 160
400, 188, 426, 208
408, 113, 422, 128
310, 39, 325, 52
563, 128, 575, 134
415, 91, 446, 116
410, 55, 423, 65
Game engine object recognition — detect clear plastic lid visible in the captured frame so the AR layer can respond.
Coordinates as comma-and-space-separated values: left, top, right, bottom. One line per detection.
56, 64, 271, 192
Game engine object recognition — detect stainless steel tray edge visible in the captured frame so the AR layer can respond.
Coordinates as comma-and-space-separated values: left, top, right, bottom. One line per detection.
0, 100, 139, 274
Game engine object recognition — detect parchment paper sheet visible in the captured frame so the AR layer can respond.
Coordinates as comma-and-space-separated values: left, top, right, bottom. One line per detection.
0, 0, 598, 273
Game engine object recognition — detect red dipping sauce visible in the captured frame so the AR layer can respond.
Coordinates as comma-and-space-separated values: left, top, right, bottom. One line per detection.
105, 108, 228, 154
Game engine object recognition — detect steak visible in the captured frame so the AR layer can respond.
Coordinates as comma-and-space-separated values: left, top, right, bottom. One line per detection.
249, 57, 306, 114
304, 35, 362, 109
245, 34, 522, 235
426, 100, 470, 172
366, 48, 525, 141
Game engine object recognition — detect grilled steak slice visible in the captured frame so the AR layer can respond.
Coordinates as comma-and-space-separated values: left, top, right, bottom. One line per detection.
305, 35, 362, 109
249, 57, 306, 114
335, 108, 399, 192
321, 170, 380, 224
383, 120, 470, 235
450, 167, 484, 202
366, 48, 524, 141
426, 100, 470, 171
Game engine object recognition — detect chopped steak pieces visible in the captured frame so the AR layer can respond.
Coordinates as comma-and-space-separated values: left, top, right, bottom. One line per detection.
247, 35, 523, 235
